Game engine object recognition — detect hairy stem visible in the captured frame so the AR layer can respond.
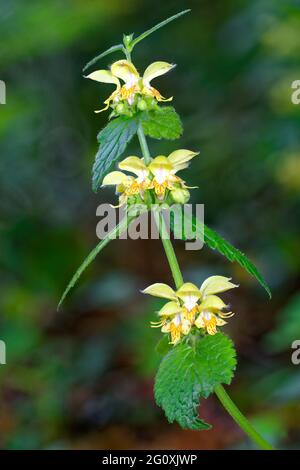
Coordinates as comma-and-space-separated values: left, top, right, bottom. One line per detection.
137, 126, 274, 450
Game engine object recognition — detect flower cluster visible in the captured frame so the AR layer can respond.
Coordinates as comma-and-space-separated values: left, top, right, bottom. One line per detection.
102, 149, 199, 207
143, 276, 238, 345
86, 60, 174, 115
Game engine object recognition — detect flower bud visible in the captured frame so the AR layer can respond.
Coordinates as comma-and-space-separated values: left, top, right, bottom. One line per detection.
115, 103, 125, 114
137, 99, 148, 111
170, 188, 190, 204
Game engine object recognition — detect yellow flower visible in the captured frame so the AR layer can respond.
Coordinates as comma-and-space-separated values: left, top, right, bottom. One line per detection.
148, 149, 199, 198
143, 276, 238, 343
195, 297, 233, 336
150, 299, 192, 345
194, 276, 237, 335
85, 60, 175, 113
102, 156, 151, 207
102, 149, 198, 206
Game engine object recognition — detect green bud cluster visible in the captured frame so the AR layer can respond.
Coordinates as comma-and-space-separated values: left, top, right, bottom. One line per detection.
109, 95, 159, 118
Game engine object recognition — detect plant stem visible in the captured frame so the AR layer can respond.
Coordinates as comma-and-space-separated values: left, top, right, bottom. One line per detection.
124, 48, 132, 61
153, 211, 183, 288
137, 124, 151, 164
137, 125, 274, 450
214, 384, 274, 450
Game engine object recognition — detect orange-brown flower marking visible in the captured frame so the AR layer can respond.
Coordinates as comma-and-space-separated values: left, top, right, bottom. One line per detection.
86, 60, 175, 112
101, 149, 199, 206
142, 276, 238, 344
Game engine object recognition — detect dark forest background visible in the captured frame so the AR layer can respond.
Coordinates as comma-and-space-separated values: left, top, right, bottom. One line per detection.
0, 0, 300, 449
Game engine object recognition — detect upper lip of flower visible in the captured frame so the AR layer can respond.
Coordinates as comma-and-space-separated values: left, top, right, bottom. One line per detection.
85, 59, 176, 112
176, 282, 201, 310
149, 150, 199, 196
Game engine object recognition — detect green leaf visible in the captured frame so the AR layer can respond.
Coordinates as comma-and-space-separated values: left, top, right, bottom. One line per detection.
155, 333, 236, 430
170, 208, 271, 298
57, 215, 135, 309
82, 44, 125, 72
93, 115, 138, 192
155, 335, 172, 356
140, 107, 183, 140
204, 224, 271, 298
130, 9, 191, 50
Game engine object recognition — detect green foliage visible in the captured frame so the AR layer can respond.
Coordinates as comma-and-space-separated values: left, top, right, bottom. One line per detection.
155, 334, 172, 356
154, 333, 237, 430
58, 215, 135, 309
92, 116, 138, 192
82, 44, 125, 72
83, 10, 191, 70
140, 107, 183, 140
265, 292, 300, 352
204, 224, 271, 298
170, 208, 271, 298
129, 9, 191, 51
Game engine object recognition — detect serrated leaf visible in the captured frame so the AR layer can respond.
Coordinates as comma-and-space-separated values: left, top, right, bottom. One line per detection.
170, 207, 271, 298
93, 116, 138, 192
130, 9, 191, 49
203, 224, 271, 298
57, 215, 136, 309
155, 333, 237, 430
140, 107, 183, 140
82, 44, 125, 72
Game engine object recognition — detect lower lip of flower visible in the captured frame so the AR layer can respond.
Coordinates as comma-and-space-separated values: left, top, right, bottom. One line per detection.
202, 311, 212, 320
183, 297, 198, 311
155, 170, 168, 185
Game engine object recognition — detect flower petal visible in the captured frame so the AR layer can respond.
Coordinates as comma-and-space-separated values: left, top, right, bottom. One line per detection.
195, 314, 205, 329
158, 301, 182, 317
206, 320, 217, 335
216, 317, 227, 326
168, 149, 199, 173
143, 61, 175, 85
142, 283, 177, 300
176, 282, 201, 300
110, 60, 139, 84
198, 294, 227, 312
102, 171, 129, 186
119, 156, 148, 176
94, 102, 110, 113
148, 156, 172, 176
161, 322, 171, 333
85, 70, 120, 89
181, 318, 192, 335
200, 275, 238, 297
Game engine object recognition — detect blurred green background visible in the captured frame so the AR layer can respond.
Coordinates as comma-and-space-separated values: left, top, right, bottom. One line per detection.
1, 0, 300, 450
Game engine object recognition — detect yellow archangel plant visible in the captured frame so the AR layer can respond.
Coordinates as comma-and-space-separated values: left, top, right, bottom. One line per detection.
59, 10, 273, 450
